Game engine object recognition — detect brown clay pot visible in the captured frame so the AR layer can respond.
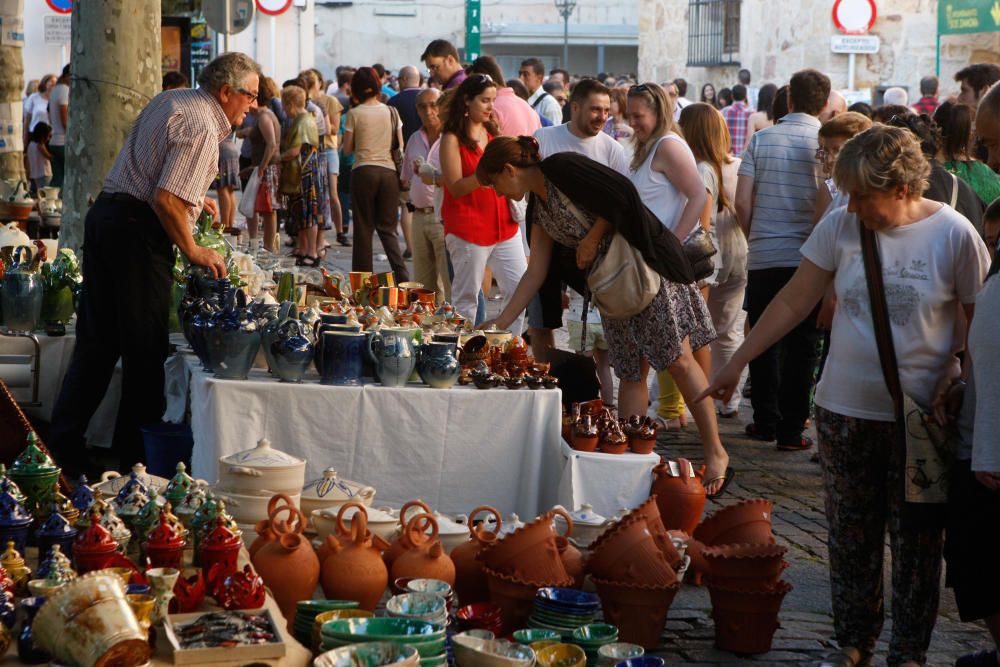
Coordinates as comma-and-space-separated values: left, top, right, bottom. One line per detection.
570, 433, 599, 452
629, 435, 656, 455
251, 504, 320, 630
599, 439, 628, 455
556, 536, 585, 589
390, 513, 456, 586
592, 576, 681, 649
484, 566, 573, 635
686, 537, 709, 586
477, 509, 571, 584
701, 543, 788, 591
248, 493, 297, 558
320, 512, 389, 611
383, 499, 433, 568
650, 458, 706, 534
707, 579, 793, 655
451, 506, 501, 605
694, 499, 775, 547
584, 513, 676, 586
629, 496, 683, 569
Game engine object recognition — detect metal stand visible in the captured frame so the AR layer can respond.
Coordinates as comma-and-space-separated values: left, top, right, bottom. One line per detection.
0, 331, 41, 407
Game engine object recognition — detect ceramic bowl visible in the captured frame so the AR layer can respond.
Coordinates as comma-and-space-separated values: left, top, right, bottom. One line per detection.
321, 617, 446, 643
614, 658, 664, 667
215, 488, 301, 524
512, 628, 560, 644
312, 505, 398, 543
321, 636, 445, 659
313, 641, 420, 666
451, 633, 535, 667
597, 642, 644, 666
572, 623, 619, 644
405, 578, 453, 598
536, 588, 600, 611
386, 592, 447, 620
536, 643, 587, 667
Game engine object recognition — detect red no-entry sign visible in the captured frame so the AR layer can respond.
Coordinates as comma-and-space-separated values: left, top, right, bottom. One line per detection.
255, 0, 292, 16
832, 0, 877, 35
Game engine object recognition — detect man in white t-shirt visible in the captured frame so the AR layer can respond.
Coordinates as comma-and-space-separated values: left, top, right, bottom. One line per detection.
49, 65, 70, 188
527, 79, 629, 359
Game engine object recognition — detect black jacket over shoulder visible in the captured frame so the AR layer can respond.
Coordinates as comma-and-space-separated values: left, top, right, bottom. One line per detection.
527, 151, 695, 285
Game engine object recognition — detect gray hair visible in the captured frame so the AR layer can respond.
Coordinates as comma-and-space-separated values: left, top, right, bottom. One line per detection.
197, 52, 262, 94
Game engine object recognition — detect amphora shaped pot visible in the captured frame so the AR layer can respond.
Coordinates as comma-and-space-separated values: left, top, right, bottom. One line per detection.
450, 506, 500, 605
390, 513, 455, 586
650, 458, 705, 534
320, 512, 388, 611
250, 505, 319, 630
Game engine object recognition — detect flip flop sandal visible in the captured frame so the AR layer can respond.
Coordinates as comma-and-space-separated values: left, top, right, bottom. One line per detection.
705, 466, 736, 500
817, 649, 874, 667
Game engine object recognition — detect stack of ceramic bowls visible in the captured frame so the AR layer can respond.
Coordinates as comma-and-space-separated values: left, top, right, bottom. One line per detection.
527, 587, 600, 635
406, 578, 455, 611
570, 623, 620, 663
313, 641, 419, 667
292, 599, 359, 647
311, 609, 374, 653
454, 602, 503, 637
387, 592, 449, 627
319, 617, 447, 667
512, 628, 561, 653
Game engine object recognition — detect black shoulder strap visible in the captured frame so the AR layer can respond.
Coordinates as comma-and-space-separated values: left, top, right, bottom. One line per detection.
858, 219, 904, 418
531, 92, 549, 110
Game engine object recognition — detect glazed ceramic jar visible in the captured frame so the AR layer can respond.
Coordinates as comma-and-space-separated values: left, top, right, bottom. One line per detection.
144, 512, 187, 569
199, 515, 242, 584
0, 479, 32, 556
368, 328, 417, 387
2, 541, 31, 595
35, 513, 78, 570
417, 341, 460, 389
8, 434, 60, 517
270, 319, 315, 383
1, 245, 43, 333
553, 504, 609, 549
73, 513, 120, 574
162, 463, 195, 509
300, 468, 376, 518
217, 438, 306, 496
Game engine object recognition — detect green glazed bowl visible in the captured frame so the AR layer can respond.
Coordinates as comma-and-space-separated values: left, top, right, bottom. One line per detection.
297, 599, 360, 614
321, 637, 446, 658
321, 617, 446, 642
571, 623, 619, 644
313, 641, 419, 666
513, 628, 561, 644
418, 653, 448, 666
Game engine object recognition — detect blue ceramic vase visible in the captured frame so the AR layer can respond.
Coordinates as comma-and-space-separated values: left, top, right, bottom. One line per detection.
270, 320, 315, 383
204, 288, 260, 380
320, 330, 365, 385
368, 329, 416, 387
417, 341, 461, 389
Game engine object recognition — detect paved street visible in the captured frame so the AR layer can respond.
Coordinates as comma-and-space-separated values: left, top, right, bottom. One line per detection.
302, 230, 992, 666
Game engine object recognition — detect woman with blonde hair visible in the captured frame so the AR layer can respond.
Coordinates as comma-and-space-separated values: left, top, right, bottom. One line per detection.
626, 82, 713, 432
679, 102, 747, 417
703, 125, 990, 667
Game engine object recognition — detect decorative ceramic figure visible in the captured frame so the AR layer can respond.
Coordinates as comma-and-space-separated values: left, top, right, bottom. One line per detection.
170, 568, 206, 614
212, 564, 266, 610
35, 513, 78, 570
8, 434, 61, 517
0, 479, 32, 557
69, 475, 95, 516
162, 463, 195, 509
2, 541, 30, 595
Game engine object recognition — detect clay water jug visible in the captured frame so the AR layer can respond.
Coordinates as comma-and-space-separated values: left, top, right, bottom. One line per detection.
390, 513, 455, 586
650, 458, 706, 534
557, 536, 585, 589
383, 499, 432, 568
248, 493, 297, 558
251, 505, 319, 629
320, 513, 388, 611
451, 506, 500, 605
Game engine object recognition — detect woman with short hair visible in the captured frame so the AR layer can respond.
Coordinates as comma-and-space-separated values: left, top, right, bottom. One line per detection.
703, 125, 990, 667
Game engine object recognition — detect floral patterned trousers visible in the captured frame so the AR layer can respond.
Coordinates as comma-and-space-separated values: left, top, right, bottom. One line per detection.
815, 406, 944, 666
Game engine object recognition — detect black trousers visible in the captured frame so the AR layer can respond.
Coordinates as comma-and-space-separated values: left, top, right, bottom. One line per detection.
49, 195, 173, 473
349, 165, 409, 281
746, 266, 820, 442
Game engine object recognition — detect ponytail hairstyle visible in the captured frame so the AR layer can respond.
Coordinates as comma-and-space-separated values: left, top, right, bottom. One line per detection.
627, 82, 680, 172
476, 135, 541, 185
442, 73, 500, 151
678, 102, 733, 212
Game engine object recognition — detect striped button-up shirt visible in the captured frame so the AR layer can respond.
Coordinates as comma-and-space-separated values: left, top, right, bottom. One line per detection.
104, 88, 232, 215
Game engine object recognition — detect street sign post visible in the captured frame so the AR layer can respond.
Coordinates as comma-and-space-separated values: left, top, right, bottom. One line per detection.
45, 0, 72, 14
255, 0, 293, 76
465, 0, 481, 62
936, 0, 1000, 74
830, 34, 880, 53
831, 0, 876, 92
203, 0, 254, 53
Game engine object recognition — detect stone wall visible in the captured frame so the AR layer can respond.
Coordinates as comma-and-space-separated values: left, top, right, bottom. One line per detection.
639, 0, 1000, 101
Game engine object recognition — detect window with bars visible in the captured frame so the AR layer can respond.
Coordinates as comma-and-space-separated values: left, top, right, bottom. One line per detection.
687, 0, 741, 67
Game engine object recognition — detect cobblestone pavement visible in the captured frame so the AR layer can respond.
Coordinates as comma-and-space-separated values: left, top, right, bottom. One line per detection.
317, 233, 991, 666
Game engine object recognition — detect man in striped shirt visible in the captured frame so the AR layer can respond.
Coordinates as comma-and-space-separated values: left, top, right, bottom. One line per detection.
734, 68, 829, 452
49, 52, 262, 476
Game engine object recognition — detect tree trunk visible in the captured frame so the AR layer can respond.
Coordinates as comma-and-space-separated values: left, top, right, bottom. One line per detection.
61, 0, 161, 256
0, 0, 24, 182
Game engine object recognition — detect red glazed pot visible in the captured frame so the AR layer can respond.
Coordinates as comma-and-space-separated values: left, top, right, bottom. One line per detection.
701, 543, 788, 591
248, 493, 297, 558
592, 577, 681, 649
214, 563, 266, 610
171, 568, 206, 613
320, 512, 388, 611
252, 504, 320, 629
73, 513, 120, 574
451, 506, 501, 605
199, 515, 242, 587
144, 512, 187, 570
707, 579, 793, 655
650, 458, 706, 534
694, 499, 775, 547
390, 513, 456, 586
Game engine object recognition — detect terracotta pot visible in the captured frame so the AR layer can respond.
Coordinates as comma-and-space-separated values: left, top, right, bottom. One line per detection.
247, 493, 297, 558
694, 499, 774, 547
556, 536, 584, 589
628, 496, 683, 569
390, 513, 456, 586
451, 506, 501, 605
650, 458, 706, 534
584, 514, 676, 586
383, 499, 432, 568
592, 577, 681, 649
477, 511, 571, 584
702, 544, 788, 591
320, 512, 388, 611
629, 435, 656, 455
598, 440, 628, 455
707, 580, 792, 655
570, 434, 598, 453
686, 537, 709, 586
484, 566, 572, 635
251, 504, 319, 629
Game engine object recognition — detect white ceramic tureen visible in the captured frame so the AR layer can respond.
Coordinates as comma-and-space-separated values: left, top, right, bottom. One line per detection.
299, 468, 376, 517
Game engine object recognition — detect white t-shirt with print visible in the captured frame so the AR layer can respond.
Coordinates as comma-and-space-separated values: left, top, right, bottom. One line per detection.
800, 203, 989, 421
534, 124, 630, 176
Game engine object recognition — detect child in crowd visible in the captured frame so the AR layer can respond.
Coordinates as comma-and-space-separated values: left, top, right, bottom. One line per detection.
26, 122, 53, 195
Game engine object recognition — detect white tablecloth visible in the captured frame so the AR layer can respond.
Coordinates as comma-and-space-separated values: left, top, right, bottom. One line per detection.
556, 439, 659, 518
183, 353, 565, 518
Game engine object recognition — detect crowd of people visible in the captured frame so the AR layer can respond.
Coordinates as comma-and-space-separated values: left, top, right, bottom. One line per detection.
22, 40, 1000, 667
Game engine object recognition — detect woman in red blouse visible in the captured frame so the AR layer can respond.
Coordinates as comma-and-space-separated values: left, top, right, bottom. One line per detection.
440, 74, 527, 332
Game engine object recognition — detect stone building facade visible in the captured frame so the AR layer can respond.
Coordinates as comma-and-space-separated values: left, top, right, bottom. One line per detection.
639, 0, 1000, 102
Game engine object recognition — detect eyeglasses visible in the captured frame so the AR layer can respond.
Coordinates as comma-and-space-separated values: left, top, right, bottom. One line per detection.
237, 87, 258, 103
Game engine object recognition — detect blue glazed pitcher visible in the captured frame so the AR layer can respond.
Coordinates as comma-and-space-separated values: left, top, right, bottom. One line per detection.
321, 330, 365, 385
368, 329, 416, 388
417, 341, 461, 389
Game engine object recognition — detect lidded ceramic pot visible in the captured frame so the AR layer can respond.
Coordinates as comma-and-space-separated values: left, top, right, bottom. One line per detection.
69, 476, 95, 516
433, 512, 472, 552
0, 478, 32, 556
144, 511, 188, 569
218, 438, 306, 496
35, 512, 78, 570
8, 433, 61, 515
163, 462, 195, 509
92, 498, 131, 553
73, 512, 120, 574
174, 480, 209, 528
2, 541, 31, 595
96, 462, 167, 500
199, 514, 242, 584
300, 467, 376, 518
35, 544, 75, 582
553, 504, 608, 549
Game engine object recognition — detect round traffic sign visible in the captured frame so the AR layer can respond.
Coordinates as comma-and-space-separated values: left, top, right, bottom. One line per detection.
832, 0, 877, 35
256, 0, 293, 15
46, 0, 72, 13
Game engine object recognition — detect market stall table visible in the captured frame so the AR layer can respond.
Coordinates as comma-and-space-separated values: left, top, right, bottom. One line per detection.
555, 440, 660, 518
180, 353, 565, 518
